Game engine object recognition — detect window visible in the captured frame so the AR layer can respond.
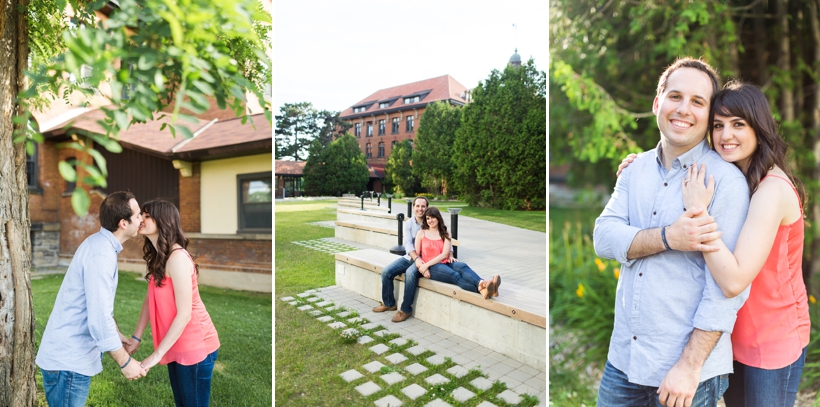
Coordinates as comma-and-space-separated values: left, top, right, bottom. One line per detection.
237, 172, 272, 232
378, 142, 385, 158
379, 102, 391, 108
355, 123, 361, 137
353, 106, 367, 113
406, 116, 414, 132
367, 122, 373, 137
392, 117, 399, 134
378, 120, 385, 135
26, 143, 38, 189
391, 140, 397, 150
65, 157, 77, 193
403, 96, 420, 104
366, 143, 372, 158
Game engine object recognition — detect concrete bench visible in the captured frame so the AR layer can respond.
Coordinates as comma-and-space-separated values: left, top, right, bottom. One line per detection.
337, 200, 392, 213
337, 207, 398, 228
335, 249, 546, 370
335, 220, 460, 250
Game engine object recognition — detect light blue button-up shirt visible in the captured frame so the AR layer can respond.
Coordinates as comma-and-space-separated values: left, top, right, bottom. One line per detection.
594, 139, 751, 387
36, 228, 124, 376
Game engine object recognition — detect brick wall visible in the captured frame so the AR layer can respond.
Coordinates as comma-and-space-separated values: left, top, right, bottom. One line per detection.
349, 107, 425, 167
30, 142, 63, 223
179, 162, 201, 233
117, 235, 271, 274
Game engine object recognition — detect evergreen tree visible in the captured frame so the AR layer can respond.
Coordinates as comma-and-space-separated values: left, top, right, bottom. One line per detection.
453, 59, 546, 210
385, 140, 417, 196
303, 135, 368, 196
413, 101, 461, 196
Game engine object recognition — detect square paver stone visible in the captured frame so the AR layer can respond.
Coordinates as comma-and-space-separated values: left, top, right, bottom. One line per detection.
337, 311, 351, 318
317, 316, 334, 322
451, 387, 475, 403
308, 310, 323, 316
385, 353, 408, 364
470, 377, 493, 391
361, 322, 379, 330
316, 300, 332, 307
380, 372, 405, 386
328, 322, 346, 329
339, 369, 363, 383
425, 374, 450, 385
402, 383, 427, 400
288, 301, 298, 306
374, 395, 403, 407
348, 317, 364, 324
354, 381, 381, 397
446, 365, 469, 378
424, 399, 453, 407
405, 363, 428, 376
358, 335, 374, 345
497, 389, 522, 405
280, 296, 294, 301
307, 297, 321, 303
304, 289, 317, 293
297, 305, 313, 311
389, 337, 408, 347
370, 344, 390, 355
476, 402, 499, 407
374, 329, 390, 337
296, 293, 311, 298
426, 355, 446, 366
341, 328, 359, 336
363, 361, 386, 373
406, 345, 426, 356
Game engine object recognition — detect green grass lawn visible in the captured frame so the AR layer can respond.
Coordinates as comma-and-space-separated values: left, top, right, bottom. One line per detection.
32, 272, 272, 407
274, 203, 539, 406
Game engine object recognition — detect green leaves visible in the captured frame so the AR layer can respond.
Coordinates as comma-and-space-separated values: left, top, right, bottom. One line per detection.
303, 135, 368, 196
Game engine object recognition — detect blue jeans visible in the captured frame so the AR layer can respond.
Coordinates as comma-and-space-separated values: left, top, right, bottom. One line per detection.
380, 258, 420, 314
167, 350, 218, 407
428, 263, 481, 293
41, 369, 91, 407
723, 346, 807, 407
597, 360, 728, 407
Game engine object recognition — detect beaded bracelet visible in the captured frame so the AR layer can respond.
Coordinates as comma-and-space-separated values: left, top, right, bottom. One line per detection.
661, 225, 672, 251
120, 355, 132, 369
131, 335, 141, 343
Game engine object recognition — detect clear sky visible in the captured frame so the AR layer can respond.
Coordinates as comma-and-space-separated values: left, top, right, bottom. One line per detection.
273, 1, 548, 114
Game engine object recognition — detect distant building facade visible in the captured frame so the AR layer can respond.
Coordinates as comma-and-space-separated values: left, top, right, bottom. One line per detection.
338, 75, 469, 191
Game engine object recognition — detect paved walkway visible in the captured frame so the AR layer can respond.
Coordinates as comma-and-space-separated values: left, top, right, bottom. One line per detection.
281, 287, 547, 406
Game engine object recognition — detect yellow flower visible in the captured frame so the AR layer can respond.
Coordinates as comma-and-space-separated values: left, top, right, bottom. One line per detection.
576, 283, 585, 298
810, 295, 816, 304
595, 258, 606, 272
613, 268, 620, 279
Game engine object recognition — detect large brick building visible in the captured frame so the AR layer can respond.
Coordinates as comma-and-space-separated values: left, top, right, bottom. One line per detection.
338, 75, 469, 191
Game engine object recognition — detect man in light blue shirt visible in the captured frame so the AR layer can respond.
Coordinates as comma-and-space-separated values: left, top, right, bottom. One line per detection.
36, 191, 147, 407
594, 58, 751, 406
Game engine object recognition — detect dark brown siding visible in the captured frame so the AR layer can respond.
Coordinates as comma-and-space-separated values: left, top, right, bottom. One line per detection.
98, 147, 179, 207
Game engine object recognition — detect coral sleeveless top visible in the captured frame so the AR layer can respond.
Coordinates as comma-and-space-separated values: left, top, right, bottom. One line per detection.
420, 234, 449, 264
732, 174, 810, 369
148, 248, 220, 366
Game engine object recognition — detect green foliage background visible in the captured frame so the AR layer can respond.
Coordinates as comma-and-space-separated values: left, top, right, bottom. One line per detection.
303, 135, 369, 196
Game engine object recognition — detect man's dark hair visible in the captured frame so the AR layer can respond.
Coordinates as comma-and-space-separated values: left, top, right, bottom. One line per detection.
412, 196, 429, 207
656, 57, 720, 99
100, 191, 137, 232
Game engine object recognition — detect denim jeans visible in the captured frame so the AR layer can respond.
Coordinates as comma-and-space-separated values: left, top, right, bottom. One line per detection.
450, 261, 484, 285
167, 350, 218, 407
379, 257, 419, 314
597, 360, 728, 407
41, 369, 91, 407
723, 346, 807, 407
428, 263, 481, 293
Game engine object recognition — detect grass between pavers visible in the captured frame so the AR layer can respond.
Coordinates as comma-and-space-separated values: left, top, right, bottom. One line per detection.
279, 293, 540, 407
32, 271, 272, 407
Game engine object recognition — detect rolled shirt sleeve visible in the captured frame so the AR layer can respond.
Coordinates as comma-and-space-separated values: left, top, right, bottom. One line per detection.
84, 253, 123, 353
594, 165, 642, 267
403, 220, 416, 255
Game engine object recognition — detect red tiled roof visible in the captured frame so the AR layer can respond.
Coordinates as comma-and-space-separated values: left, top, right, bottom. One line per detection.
275, 160, 305, 175
175, 115, 272, 153
340, 75, 468, 118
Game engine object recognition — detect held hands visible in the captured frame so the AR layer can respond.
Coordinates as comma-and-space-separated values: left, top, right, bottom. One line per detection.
123, 337, 140, 355
140, 352, 162, 371
616, 153, 638, 177
666, 209, 722, 252
121, 357, 148, 380
682, 162, 715, 211
657, 360, 701, 407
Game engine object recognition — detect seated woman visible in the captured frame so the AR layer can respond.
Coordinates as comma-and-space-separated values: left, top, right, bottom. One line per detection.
415, 207, 500, 299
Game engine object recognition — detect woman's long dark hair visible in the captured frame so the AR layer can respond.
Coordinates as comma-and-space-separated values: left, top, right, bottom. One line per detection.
142, 200, 198, 287
710, 80, 807, 207
422, 207, 450, 241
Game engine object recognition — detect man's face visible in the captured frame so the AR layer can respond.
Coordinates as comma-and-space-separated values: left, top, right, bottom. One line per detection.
413, 199, 428, 220
122, 199, 142, 238
653, 67, 713, 154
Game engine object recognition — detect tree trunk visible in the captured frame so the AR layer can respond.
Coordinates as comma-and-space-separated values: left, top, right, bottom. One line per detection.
753, 0, 769, 85
810, 0, 820, 292
0, 0, 37, 405
777, 0, 795, 121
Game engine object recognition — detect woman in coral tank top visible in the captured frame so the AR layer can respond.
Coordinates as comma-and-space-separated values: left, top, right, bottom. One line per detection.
414, 207, 500, 299
123, 200, 220, 407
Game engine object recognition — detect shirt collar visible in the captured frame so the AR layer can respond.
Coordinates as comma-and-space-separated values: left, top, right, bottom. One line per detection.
98, 227, 123, 254
655, 138, 711, 170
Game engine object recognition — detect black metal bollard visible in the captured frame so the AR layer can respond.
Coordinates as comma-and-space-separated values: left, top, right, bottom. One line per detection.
448, 208, 461, 259
387, 194, 392, 214
377, 193, 381, 206
389, 213, 406, 255
360, 192, 365, 210
406, 198, 413, 219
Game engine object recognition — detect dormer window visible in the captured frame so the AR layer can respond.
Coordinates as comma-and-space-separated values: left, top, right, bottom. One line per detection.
403, 96, 420, 105
379, 102, 390, 108
353, 106, 367, 113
